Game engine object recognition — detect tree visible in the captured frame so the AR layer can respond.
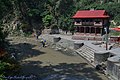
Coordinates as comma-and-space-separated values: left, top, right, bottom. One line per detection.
42, 14, 53, 28
0, 24, 8, 49
0, 0, 13, 19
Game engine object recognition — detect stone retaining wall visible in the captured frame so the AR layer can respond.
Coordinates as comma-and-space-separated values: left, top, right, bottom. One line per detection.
42, 34, 120, 80
42, 34, 74, 49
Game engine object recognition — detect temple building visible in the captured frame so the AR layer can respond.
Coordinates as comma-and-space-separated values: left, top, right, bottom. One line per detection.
72, 10, 110, 40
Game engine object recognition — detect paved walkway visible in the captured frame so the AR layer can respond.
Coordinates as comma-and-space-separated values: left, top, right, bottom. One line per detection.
9, 37, 108, 80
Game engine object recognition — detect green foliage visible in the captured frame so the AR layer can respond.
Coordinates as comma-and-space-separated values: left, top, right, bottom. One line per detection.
0, 61, 10, 80
0, 61, 9, 74
21, 23, 29, 30
104, 3, 120, 20
80, 0, 96, 6
20, 22, 33, 36
28, 9, 40, 17
0, 0, 13, 19
58, 0, 75, 16
1, 0, 120, 33
0, 56, 20, 78
82, 2, 120, 26
110, 31, 120, 36
0, 74, 5, 80
42, 14, 53, 27
0, 24, 8, 49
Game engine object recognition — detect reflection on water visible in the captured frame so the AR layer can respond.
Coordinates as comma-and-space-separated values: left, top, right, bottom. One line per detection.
43, 74, 94, 80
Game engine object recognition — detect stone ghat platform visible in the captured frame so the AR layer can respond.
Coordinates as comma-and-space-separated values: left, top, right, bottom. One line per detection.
72, 34, 102, 41
41, 34, 120, 80
41, 34, 106, 66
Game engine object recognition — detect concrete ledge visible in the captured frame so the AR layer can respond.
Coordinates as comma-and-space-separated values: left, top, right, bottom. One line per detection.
53, 37, 61, 43
74, 42, 84, 50
94, 51, 109, 65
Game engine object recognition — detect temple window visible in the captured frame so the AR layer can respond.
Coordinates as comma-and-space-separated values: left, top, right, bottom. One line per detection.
90, 19, 93, 22
95, 21, 101, 24
76, 20, 81, 23
81, 27, 84, 33
96, 28, 101, 33
95, 19, 101, 24
91, 27, 95, 33
76, 19, 81, 24
86, 19, 89, 22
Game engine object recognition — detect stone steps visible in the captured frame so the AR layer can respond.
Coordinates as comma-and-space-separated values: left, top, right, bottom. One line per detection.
77, 45, 96, 62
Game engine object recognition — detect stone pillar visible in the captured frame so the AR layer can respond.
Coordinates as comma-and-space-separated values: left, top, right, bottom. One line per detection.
100, 28, 102, 35
75, 26, 77, 32
78, 26, 80, 32
94, 51, 109, 65
79, 27, 81, 33
74, 42, 84, 49
89, 27, 91, 34
84, 27, 86, 34
53, 37, 61, 43
107, 56, 120, 80
95, 27, 96, 35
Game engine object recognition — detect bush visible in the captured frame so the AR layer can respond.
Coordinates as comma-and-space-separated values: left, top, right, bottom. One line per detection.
0, 55, 20, 76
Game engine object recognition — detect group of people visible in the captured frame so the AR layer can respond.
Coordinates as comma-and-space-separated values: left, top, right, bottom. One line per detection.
33, 30, 47, 48
40, 39, 46, 47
